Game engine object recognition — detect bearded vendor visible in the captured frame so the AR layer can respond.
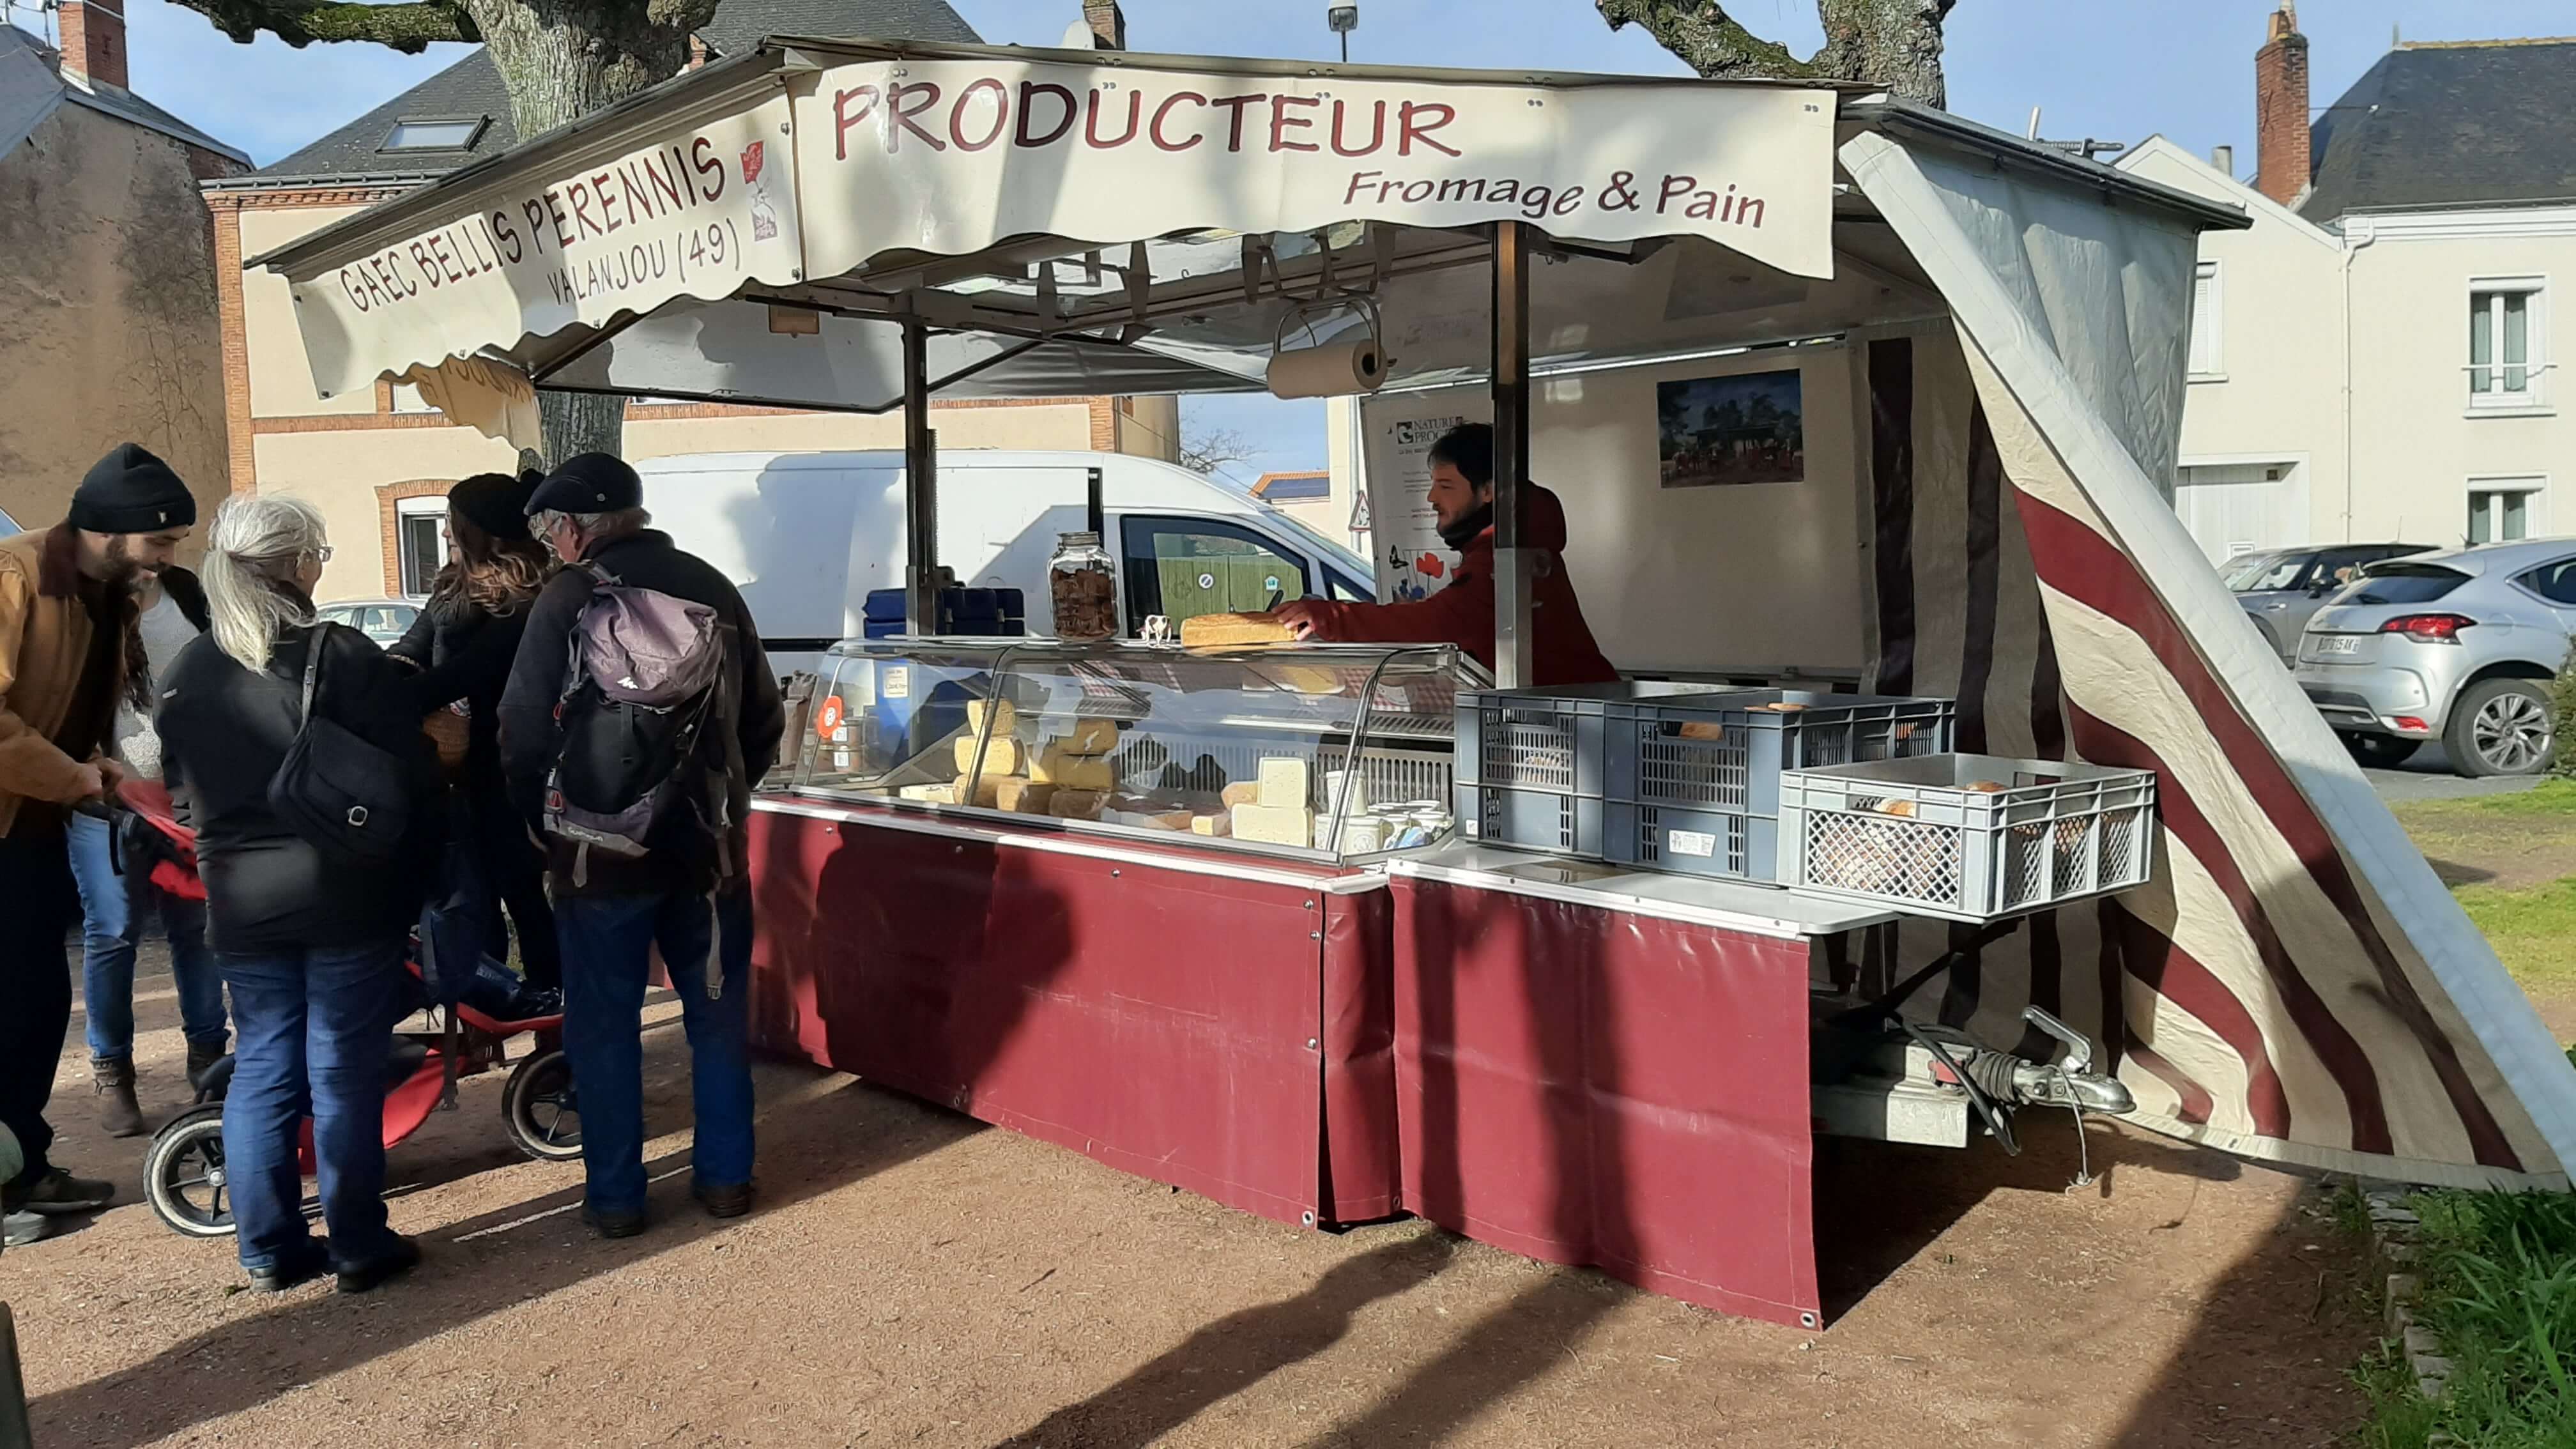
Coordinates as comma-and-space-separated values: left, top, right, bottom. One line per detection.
1269, 424, 1617, 686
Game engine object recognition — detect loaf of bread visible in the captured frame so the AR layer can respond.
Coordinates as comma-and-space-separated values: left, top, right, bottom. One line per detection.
1677, 721, 1726, 742
995, 779, 1056, 814
966, 698, 1016, 735
1180, 613, 1295, 648
953, 773, 1003, 808
1029, 746, 1116, 793
955, 735, 1023, 775
1048, 789, 1108, 819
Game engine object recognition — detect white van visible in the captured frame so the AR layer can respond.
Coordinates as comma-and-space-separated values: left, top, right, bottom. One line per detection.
636, 449, 1376, 672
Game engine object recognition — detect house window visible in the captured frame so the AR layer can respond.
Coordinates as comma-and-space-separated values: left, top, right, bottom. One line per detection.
2468, 480, 2543, 545
2188, 261, 2223, 379
395, 494, 450, 598
2469, 280, 2546, 408
379, 117, 487, 153
389, 383, 440, 414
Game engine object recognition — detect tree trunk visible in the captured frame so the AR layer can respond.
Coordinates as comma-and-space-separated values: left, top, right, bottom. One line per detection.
461, 0, 719, 463
1816, 0, 1949, 109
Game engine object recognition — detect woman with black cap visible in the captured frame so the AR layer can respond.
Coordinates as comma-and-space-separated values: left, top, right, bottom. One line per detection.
388, 472, 560, 993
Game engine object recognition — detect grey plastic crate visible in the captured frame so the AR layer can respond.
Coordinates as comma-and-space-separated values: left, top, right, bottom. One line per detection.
1453, 681, 1735, 798
1605, 801, 1786, 882
1607, 691, 1957, 815
1777, 753, 2158, 923
1455, 783, 1606, 857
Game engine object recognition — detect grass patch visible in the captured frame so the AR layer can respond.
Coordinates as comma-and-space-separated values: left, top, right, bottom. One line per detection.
2392, 782, 2576, 995
2450, 878, 2576, 995
2354, 1188, 2576, 1449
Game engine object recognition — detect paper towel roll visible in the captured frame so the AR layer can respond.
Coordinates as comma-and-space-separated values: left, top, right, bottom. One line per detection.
1266, 341, 1386, 399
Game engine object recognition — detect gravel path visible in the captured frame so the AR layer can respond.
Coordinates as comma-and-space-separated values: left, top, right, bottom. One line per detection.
4, 947, 2373, 1448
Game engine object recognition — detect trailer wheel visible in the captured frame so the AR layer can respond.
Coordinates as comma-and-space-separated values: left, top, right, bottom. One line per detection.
144, 1107, 237, 1238
503, 1049, 583, 1162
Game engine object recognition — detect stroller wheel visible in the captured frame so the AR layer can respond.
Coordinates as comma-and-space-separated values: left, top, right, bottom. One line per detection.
145, 1106, 238, 1238
503, 1048, 583, 1162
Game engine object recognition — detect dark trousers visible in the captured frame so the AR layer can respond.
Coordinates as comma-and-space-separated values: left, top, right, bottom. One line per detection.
0, 825, 78, 1194
465, 778, 558, 990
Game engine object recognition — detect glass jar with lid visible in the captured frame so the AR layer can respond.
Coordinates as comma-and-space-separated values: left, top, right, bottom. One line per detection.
1048, 531, 1117, 641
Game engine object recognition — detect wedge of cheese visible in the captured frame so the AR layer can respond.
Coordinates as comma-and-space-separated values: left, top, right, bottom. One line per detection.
1230, 802, 1314, 847
1048, 789, 1108, 819
1220, 781, 1261, 808
1256, 757, 1310, 809
1180, 612, 1296, 648
965, 698, 1016, 735
953, 773, 1003, 809
1028, 745, 1116, 793
1190, 813, 1233, 837
1052, 716, 1121, 756
954, 735, 1023, 776
995, 779, 1056, 814
897, 783, 956, 804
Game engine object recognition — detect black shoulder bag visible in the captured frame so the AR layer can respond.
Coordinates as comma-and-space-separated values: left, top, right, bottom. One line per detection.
266, 625, 414, 864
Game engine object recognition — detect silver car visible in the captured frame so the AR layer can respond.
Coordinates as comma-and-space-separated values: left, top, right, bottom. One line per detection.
316, 598, 420, 648
2225, 542, 2431, 664
2296, 538, 2576, 776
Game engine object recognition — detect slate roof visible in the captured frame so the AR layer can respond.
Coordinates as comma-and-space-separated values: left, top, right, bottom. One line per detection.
1252, 471, 1333, 503
244, 0, 979, 184
0, 25, 247, 164
2301, 38, 2576, 220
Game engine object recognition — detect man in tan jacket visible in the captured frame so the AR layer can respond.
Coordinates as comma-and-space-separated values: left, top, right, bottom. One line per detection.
1, 443, 197, 1246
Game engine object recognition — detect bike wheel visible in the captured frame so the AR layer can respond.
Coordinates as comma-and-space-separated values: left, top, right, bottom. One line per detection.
144, 1106, 238, 1238
502, 1048, 583, 1162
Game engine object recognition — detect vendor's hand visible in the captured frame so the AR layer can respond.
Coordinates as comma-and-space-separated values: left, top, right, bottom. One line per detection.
70, 762, 107, 801
98, 758, 130, 793
1271, 601, 1326, 641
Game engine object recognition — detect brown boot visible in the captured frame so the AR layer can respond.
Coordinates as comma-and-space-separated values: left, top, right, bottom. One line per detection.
93, 1057, 145, 1138
185, 1038, 227, 1096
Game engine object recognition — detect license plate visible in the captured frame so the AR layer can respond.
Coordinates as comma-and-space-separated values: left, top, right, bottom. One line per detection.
2313, 634, 2361, 656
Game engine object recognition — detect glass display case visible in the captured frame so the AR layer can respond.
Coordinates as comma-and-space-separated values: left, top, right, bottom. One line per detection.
786, 638, 1478, 861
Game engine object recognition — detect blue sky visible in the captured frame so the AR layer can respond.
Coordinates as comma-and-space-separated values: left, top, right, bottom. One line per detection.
84, 0, 2576, 486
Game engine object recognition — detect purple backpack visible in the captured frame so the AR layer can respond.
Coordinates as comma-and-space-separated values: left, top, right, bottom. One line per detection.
543, 565, 731, 880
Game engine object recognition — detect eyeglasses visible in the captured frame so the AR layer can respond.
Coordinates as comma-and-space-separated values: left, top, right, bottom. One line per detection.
307, 546, 335, 564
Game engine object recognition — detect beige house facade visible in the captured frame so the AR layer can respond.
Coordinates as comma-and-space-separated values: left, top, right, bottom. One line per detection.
2120, 17, 2576, 561
203, 0, 1178, 604
0, 10, 245, 540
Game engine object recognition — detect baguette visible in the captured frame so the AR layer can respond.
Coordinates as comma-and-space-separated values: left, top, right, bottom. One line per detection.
1179, 613, 1295, 648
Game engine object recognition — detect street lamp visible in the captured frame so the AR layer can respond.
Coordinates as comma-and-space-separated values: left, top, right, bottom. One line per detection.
1327, 3, 1357, 63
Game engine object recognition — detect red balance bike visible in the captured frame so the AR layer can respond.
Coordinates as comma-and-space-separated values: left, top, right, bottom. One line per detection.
114, 783, 583, 1239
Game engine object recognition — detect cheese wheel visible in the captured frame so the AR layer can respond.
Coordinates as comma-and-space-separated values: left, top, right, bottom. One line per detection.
995, 779, 1056, 814
1052, 717, 1121, 756
1180, 613, 1296, 648
955, 735, 1023, 776
1048, 789, 1108, 819
966, 698, 1016, 735
1029, 746, 1116, 792
953, 773, 1002, 808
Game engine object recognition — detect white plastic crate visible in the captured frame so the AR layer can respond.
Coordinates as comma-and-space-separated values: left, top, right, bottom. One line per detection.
1776, 754, 2157, 923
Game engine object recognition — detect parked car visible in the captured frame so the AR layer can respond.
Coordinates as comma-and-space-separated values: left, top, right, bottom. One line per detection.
2295, 538, 2576, 776
315, 598, 419, 648
2224, 542, 2432, 663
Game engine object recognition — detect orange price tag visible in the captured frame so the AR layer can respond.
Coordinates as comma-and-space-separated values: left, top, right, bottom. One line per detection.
814, 696, 844, 739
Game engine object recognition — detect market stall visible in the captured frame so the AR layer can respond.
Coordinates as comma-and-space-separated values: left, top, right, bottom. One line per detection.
249, 36, 2576, 1329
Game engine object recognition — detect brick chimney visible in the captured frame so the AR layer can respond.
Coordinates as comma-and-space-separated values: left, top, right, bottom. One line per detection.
2254, 2, 2311, 207
1084, 0, 1125, 50
56, 0, 128, 89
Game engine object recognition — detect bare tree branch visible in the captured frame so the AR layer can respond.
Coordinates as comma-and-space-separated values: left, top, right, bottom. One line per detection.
1179, 425, 1259, 478
1598, 0, 1952, 108
1596, 0, 1819, 80
167, 0, 477, 52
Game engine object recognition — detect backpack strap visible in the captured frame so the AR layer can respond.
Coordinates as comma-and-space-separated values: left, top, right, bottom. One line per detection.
298, 626, 325, 726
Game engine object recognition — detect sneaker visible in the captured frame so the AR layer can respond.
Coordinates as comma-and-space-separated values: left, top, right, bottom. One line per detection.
15, 1167, 114, 1216
3, 1209, 45, 1248
691, 1181, 754, 1220
583, 1205, 648, 1239
248, 1241, 333, 1292
335, 1234, 422, 1294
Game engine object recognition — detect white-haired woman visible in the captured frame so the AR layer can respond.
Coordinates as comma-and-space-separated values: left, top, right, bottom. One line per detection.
157, 495, 434, 1295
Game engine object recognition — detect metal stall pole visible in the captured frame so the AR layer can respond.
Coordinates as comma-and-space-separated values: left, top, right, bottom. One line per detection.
902, 311, 940, 636
1490, 221, 1535, 690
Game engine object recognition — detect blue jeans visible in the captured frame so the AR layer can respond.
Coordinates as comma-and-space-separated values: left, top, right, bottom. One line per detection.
68, 811, 226, 1061
556, 891, 754, 1215
218, 939, 408, 1273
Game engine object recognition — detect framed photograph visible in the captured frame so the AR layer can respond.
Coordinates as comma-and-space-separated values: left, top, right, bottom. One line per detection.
1658, 368, 1805, 487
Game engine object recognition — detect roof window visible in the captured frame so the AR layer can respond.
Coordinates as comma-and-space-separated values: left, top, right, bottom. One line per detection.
379, 117, 487, 153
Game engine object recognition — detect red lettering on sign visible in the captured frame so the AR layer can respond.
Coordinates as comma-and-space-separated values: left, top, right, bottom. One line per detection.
429, 232, 464, 283
591, 170, 621, 233
645, 153, 684, 212
409, 241, 440, 287
1342, 169, 1381, 205
1085, 87, 1141, 148
567, 180, 604, 240
1151, 91, 1206, 152
834, 86, 880, 162
1018, 81, 1077, 147
337, 268, 370, 312
523, 199, 552, 256
691, 136, 724, 199
1398, 101, 1460, 157
491, 211, 522, 265
951, 77, 1009, 151
1656, 173, 1696, 214
889, 82, 947, 153
1269, 93, 1319, 153
543, 192, 574, 250
1330, 99, 1384, 157
1208, 93, 1268, 152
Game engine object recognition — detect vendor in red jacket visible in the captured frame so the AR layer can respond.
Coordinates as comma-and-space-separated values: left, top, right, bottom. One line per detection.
1271, 424, 1618, 686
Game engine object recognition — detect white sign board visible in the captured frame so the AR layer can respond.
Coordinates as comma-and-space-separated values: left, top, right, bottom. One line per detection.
793, 59, 1837, 288
1358, 394, 1491, 604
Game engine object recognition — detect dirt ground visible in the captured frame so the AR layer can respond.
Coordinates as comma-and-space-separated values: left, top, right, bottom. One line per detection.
2, 953, 2379, 1449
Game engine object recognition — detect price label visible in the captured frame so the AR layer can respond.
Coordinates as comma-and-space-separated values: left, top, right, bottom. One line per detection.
1667, 829, 1719, 859
882, 665, 910, 700
814, 696, 844, 739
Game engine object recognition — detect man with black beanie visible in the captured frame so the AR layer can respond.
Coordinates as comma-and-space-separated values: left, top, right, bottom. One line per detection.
0, 442, 199, 1245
